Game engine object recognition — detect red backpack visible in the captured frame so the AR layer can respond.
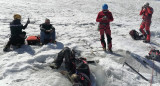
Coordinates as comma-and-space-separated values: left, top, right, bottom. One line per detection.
26, 36, 40, 45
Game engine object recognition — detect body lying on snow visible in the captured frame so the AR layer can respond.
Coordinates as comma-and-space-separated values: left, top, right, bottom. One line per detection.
50, 47, 91, 86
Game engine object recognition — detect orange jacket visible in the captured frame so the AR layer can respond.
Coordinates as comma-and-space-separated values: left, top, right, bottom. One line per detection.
96, 10, 114, 29
140, 6, 153, 22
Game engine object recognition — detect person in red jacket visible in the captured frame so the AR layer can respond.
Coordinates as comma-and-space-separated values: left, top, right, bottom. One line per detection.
96, 4, 114, 52
139, 2, 153, 43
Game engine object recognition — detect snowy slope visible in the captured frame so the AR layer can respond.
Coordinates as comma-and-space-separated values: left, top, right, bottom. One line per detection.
0, 0, 160, 86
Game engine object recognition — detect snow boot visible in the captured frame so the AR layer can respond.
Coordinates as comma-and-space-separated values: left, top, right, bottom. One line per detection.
108, 49, 113, 53
49, 63, 59, 69
3, 45, 10, 52
108, 43, 112, 53
39, 42, 44, 46
103, 47, 106, 51
143, 40, 150, 43
52, 40, 57, 44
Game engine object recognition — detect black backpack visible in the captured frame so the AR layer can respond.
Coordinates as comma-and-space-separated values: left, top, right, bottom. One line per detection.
75, 58, 90, 77
129, 30, 142, 40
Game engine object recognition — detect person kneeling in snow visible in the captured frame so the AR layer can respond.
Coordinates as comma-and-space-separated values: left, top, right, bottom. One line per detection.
139, 2, 153, 43
3, 14, 30, 52
40, 18, 56, 45
50, 47, 91, 86
96, 4, 114, 52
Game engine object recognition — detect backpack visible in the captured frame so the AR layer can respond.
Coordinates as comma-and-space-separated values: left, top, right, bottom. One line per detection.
147, 49, 160, 61
78, 73, 91, 86
129, 30, 142, 40
150, 7, 154, 14
148, 7, 154, 18
75, 58, 90, 77
26, 36, 40, 45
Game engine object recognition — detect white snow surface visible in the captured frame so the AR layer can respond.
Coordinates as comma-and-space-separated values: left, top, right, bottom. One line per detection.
0, 0, 160, 86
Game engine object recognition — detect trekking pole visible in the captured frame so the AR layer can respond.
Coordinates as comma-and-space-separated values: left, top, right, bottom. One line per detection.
124, 62, 149, 81
150, 60, 155, 86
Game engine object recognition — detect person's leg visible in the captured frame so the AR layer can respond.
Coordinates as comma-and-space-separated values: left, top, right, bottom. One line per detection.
3, 39, 12, 51
105, 28, 112, 51
63, 47, 75, 73
51, 31, 56, 42
19, 32, 26, 45
3, 36, 15, 51
53, 47, 73, 70
139, 21, 146, 36
99, 29, 106, 50
145, 22, 151, 42
40, 31, 45, 44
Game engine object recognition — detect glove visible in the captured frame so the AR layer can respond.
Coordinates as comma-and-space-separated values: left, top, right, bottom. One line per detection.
102, 16, 108, 20
27, 18, 30, 24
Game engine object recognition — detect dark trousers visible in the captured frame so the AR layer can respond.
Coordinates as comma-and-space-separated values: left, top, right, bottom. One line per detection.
99, 28, 112, 49
6, 32, 26, 47
54, 47, 75, 73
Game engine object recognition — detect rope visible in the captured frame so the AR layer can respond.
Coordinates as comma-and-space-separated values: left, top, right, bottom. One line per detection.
150, 60, 155, 86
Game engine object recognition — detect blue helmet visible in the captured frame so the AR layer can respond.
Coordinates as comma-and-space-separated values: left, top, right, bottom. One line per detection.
102, 4, 108, 10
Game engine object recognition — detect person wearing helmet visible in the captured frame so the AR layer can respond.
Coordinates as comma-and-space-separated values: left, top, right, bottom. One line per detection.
139, 2, 153, 43
39, 18, 56, 45
3, 14, 30, 52
96, 4, 114, 52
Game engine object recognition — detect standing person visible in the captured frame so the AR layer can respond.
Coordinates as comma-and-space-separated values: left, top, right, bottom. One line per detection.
96, 4, 114, 52
3, 14, 30, 52
139, 2, 153, 43
40, 19, 56, 45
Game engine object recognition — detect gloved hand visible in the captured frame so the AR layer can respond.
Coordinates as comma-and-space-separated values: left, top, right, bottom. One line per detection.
102, 16, 108, 20
46, 29, 53, 33
46, 30, 50, 33
27, 18, 30, 24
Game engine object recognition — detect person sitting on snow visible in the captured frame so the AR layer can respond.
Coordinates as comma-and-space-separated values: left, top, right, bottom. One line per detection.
3, 14, 30, 52
40, 18, 56, 45
139, 2, 153, 43
96, 4, 114, 52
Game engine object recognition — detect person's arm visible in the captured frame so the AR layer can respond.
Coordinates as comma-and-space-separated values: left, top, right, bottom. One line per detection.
140, 7, 146, 15
40, 24, 46, 32
96, 12, 103, 22
50, 25, 55, 31
22, 18, 30, 29
108, 12, 114, 22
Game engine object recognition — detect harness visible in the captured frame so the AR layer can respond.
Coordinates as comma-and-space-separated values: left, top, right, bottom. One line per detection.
100, 22, 109, 26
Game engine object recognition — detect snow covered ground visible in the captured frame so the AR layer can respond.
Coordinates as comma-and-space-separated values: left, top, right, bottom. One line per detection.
0, 0, 160, 86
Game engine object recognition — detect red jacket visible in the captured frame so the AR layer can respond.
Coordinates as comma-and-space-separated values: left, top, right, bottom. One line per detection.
96, 10, 114, 29
140, 6, 153, 22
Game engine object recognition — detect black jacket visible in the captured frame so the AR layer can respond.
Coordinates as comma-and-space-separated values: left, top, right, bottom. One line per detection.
40, 23, 55, 32
10, 19, 28, 36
